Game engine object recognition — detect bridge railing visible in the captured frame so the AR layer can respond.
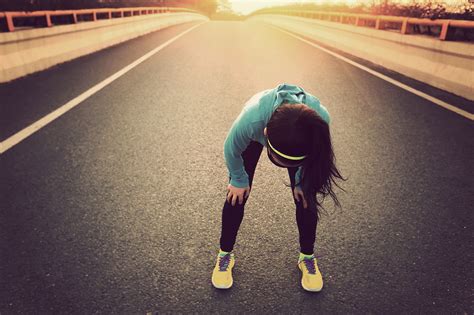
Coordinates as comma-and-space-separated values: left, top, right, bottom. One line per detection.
252, 9, 474, 41
0, 7, 200, 32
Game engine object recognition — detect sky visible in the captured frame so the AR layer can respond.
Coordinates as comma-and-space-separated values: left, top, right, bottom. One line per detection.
228, 0, 317, 15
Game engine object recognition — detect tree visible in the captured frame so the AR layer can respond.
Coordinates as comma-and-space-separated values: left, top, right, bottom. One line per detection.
195, 0, 217, 16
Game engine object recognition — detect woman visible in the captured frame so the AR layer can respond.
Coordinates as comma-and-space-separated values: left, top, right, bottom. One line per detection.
211, 83, 346, 292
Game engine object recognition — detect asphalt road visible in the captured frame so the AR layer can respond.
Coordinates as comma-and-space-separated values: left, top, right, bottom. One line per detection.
1, 20, 473, 314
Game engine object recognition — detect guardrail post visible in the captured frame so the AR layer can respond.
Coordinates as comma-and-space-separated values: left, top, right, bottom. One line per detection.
401, 18, 408, 34
375, 18, 383, 29
45, 13, 52, 27
92, 11, 97, 21
5, 13, 15, 32
72, 13, 78, 23
107, 11, 112, 19
440, 20, 450, 40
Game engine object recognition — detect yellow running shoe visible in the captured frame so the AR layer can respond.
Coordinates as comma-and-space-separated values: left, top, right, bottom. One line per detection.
211, 250, 235, 289
297, 254, 323, 292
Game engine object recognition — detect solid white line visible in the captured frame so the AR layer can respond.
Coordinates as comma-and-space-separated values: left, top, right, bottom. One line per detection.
269, 24, 474, 121
0, 21, 207, 155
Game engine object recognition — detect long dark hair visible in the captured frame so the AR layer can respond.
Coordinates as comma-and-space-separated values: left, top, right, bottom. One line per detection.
266, 103, 348, 219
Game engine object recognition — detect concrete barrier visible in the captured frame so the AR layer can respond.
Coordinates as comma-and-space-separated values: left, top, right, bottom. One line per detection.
250, 14, 473, 101
0, 12, 208, 83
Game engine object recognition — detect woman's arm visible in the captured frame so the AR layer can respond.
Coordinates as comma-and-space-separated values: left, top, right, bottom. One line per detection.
223, 111, 254, 188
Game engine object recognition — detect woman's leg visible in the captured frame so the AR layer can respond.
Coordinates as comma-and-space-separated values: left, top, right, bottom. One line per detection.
287, 167, 318, 255
219, 141, 263, 252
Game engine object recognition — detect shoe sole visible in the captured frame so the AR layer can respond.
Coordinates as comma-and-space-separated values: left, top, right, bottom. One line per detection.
301, 280, 323, 292
212, 277, 233, 289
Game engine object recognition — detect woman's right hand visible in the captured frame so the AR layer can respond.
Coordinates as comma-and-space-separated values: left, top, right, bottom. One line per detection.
293, 185, 308, 209
226, 184, 251, 206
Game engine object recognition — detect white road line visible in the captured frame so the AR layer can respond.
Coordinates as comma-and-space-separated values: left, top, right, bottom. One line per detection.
0, 21, 207, 155
269, 24, 474, 121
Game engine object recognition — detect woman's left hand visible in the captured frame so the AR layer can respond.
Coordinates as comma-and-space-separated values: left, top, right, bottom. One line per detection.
293, 186, 308, 209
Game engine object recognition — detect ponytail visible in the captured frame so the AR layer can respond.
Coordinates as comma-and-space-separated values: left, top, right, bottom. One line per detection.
298, 112, 347, 219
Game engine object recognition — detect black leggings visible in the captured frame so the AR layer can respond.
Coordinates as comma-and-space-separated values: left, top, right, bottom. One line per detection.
219, 141, 318, 255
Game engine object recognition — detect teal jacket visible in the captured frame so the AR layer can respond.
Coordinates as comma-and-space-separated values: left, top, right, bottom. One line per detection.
224, 83, 331, 188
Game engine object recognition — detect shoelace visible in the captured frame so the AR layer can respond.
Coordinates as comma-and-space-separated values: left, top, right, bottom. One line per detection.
302, 257, 317, 275
218, 254, 231, 272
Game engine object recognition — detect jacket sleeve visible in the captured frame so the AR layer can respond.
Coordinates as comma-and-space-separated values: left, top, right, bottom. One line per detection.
295, 103, 331, 189
224, 111, 254, 188
295, 167, 303, 189
318, 103, 331, 125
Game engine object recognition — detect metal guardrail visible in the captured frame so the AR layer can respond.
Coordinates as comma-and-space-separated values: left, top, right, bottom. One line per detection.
0, 7, 200, 32
254, 9, 474, 41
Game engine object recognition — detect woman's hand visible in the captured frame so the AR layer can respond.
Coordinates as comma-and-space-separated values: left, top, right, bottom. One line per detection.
293, 186, 308, 209
226, 184, 250, 206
